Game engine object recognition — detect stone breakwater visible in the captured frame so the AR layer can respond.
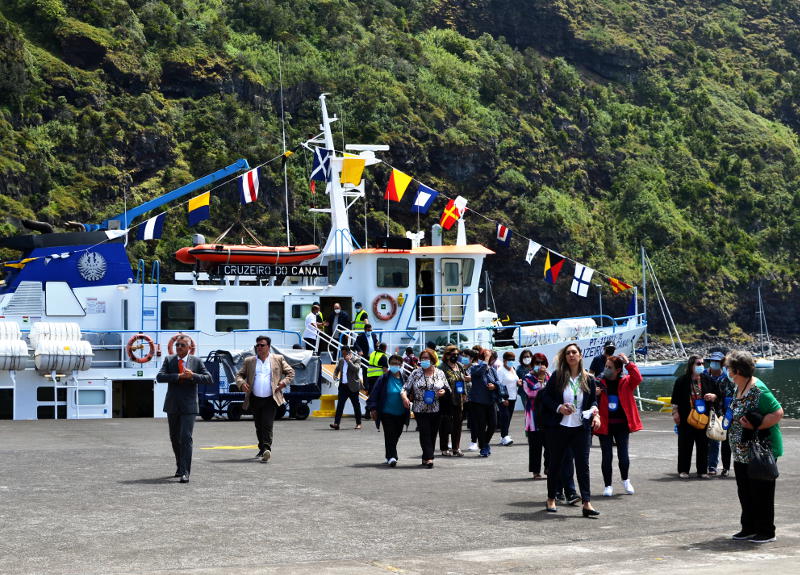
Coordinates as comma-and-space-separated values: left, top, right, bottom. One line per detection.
644, 335, 800, 361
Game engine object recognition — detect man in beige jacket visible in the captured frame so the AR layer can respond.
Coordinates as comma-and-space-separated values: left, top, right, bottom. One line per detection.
236, 335, 295, 462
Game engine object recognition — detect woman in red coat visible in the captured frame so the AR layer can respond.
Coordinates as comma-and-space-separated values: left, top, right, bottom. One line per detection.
594, 353, 642, 497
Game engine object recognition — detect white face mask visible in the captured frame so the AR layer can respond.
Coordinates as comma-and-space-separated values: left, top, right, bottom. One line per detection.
334, 308, 341, 314
522, 357, 531, 366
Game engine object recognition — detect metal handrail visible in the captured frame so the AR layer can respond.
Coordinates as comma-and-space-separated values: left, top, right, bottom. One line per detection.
402, 292, 473, 330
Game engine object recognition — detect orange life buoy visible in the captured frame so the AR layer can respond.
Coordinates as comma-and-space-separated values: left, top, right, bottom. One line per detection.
127, 333, 155, 364
167, 334, 197, 355
372, 293, 398, 321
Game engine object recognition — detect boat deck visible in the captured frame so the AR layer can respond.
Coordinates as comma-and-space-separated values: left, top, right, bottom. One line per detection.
2, 414, 799, 574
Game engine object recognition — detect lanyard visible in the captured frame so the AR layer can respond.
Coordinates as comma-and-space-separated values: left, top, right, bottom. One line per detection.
569, 376, 580, 404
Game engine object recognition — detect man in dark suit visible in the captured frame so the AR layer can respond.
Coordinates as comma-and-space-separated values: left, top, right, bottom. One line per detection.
327, 301, 351, 353
354, 323, 380, 401
156, 335, 212, 483
236, 335, 295, 462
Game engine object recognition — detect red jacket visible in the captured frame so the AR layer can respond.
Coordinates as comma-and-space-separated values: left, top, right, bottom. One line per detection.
594, 362, 643, 435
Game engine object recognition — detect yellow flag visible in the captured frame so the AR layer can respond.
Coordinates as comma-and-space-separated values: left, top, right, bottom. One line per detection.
340, 158, 366, 185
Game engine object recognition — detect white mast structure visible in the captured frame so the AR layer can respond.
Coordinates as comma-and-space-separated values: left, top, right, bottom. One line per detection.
308, 94, 388, 270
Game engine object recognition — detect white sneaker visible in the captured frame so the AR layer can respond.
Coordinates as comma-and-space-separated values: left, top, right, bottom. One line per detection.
388, 458, 397, 467
603, 485, 613, 497
504, 436, 514, 446
467, 442, 479, 452
622, 479, 635, 494
498, 437, 508, 446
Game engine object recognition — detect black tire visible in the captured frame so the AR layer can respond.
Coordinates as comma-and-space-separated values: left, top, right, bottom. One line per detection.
199, 402, 214, 421
227, 403, 242, 421
275, 404, 287, 420
294, 402, 311, 420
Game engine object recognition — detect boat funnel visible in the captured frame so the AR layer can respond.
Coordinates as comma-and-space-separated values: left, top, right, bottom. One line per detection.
431, 224, 442, 246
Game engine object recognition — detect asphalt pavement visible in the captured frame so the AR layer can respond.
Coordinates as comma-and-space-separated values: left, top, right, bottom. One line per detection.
1, 413, 798, 574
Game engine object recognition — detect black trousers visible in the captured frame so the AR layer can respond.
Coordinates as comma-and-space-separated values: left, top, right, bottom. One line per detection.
527, 429, 548, 474
547, 425, 592, 502
470, 402, 497, 449
722, 437, 732, 470
303, 337, 317, 353
734, 461, 776, 537
381, 413, 406, 460
499, 397, 517, 437
599, 424, 631, 486
677, 422, 708, 475
167, 413, 195, 476
439, 402, 464, 451
334, 386, 361, 425
415, 412, 441, 461
250, 395, 277, 452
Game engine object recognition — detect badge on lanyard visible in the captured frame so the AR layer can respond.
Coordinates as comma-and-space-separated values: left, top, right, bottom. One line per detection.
423, 389, 436, 405
608, 394, 620, 412
694, 398, 706, 414
455, 381, 464, 394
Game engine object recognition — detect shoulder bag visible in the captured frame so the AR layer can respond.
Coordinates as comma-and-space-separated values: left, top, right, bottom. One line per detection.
748, 440, 779, 481
706, 410, 727, 441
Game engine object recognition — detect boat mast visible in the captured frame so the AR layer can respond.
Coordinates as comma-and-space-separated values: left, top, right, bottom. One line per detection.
641, 243, 648, 353
278, 48, 291, 246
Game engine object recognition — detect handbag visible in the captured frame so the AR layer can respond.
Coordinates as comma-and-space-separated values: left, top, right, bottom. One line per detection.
748, 440, 779, 481
687, 408, 709, 430
706, 411, 727, 441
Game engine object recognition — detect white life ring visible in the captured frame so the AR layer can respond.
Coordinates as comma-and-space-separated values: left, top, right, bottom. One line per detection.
372, 293, 398, 322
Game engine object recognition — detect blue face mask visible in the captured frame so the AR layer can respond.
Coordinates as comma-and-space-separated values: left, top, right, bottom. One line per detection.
506, 361, 517, 368
533, 365, 542, 373
420, 360, 432, 369
389, 365, 401, 374
694, 365, 704, 375
460, 356, 470, 365
709, 361, 721, 370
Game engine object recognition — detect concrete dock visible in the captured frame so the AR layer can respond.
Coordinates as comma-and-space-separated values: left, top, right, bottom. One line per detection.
1, 413, 798, 574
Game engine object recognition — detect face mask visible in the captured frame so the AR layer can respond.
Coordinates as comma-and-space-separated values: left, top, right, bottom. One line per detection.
602, 368, 616, 380
420, 360, 432, 369
533, 365, 542, 373
709, 361, 721, 370
694, 365, 704, 375
334, 308, 341, 314
460, 357, 470, 365
389, 365, 401, 374
506, 361, 517, 368
522, 357, 531, 366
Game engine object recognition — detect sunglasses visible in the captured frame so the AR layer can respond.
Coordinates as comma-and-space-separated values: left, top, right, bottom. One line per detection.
533, 361, 545, 365
695, 361, 704, 366
175, 343, 187, 348
256, 343, 268, 348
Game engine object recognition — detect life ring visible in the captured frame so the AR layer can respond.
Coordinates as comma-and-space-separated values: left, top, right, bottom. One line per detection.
167, 334, 197, 355
127, 334, 155, 364
372, 293, 398, 321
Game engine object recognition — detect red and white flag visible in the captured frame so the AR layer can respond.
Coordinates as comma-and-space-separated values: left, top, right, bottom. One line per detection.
239, 168, 260, 205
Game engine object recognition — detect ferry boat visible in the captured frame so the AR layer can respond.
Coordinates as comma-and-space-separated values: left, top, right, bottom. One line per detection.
0, 95, 646, 420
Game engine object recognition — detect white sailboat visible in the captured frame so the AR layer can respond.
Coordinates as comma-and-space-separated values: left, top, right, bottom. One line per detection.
754, 284, 774, 369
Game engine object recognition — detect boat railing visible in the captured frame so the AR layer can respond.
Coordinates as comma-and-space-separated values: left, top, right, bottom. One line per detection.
398, 293, 472, 330
64, 328, 303, 370
327, 229, 362, 285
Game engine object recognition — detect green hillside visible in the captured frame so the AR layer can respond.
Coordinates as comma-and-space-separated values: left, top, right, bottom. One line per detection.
1, 0, 799, 333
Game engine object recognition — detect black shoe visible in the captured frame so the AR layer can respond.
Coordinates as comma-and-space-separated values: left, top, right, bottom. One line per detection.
732, 531, 757, 540
256, 449, 265, 459
749, 534, 776, 543
179, 474, 189, 483
329, 423, 340, 430
567, 494, 581, 506
174, 470, 181, 478
720, 469, 730, 478
555, 493, 566, 503
582, 507, 600, 518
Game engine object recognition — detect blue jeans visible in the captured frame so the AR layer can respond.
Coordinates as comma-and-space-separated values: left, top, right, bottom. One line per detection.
708, 438, 720, 471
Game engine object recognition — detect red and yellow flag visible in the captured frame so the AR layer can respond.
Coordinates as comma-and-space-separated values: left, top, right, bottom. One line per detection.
607, 277, 633, 294
384, 169, 412, 202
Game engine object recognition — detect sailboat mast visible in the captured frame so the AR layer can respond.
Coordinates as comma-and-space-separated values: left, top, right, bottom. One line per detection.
641, 244, 648, 351
278, 48, 290, 246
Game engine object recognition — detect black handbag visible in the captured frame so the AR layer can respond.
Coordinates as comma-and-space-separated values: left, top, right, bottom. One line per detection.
748, 440, 779, 481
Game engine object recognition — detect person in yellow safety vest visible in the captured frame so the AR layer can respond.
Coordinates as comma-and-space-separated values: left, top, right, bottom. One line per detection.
353, 302, 369, 332
366, 343, 389, 397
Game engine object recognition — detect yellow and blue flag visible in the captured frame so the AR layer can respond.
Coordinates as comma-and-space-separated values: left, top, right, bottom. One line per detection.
188, 192, 210, 226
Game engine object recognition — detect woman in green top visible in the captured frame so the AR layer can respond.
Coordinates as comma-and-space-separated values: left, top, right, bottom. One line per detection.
725, 350, 784, 544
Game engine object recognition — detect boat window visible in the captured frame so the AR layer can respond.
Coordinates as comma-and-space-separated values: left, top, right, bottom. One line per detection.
444, 261, 460, 287
37, 405, 66, 419
269, 302, 284, 330
78, 389, 106, 405
292, 304, 312, 319
37, 387, 67, 402
461, 259, 475, 287
377, 258, 409, 288
161, 301, 195, 330
216, 302, 248, 315
215, 318, 249, 332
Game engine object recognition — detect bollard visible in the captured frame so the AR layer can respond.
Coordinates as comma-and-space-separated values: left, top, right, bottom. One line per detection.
312, 394, 337, 418
657, 396, 673, 413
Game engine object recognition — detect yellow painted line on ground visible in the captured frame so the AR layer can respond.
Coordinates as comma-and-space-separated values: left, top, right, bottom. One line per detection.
200, 445, 258, 450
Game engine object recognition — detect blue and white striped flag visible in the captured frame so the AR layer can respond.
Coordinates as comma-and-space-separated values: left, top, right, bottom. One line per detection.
137, 213, 166, 241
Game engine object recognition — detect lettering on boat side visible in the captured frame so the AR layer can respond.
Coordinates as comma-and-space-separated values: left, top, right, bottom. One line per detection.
216, 264, 328, 277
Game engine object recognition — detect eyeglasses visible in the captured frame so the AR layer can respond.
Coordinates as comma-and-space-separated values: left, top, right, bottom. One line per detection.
256, 343, 268, 348
175, 343, 187, 348
533, 361, 545, 365
695, 362, 704, 366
